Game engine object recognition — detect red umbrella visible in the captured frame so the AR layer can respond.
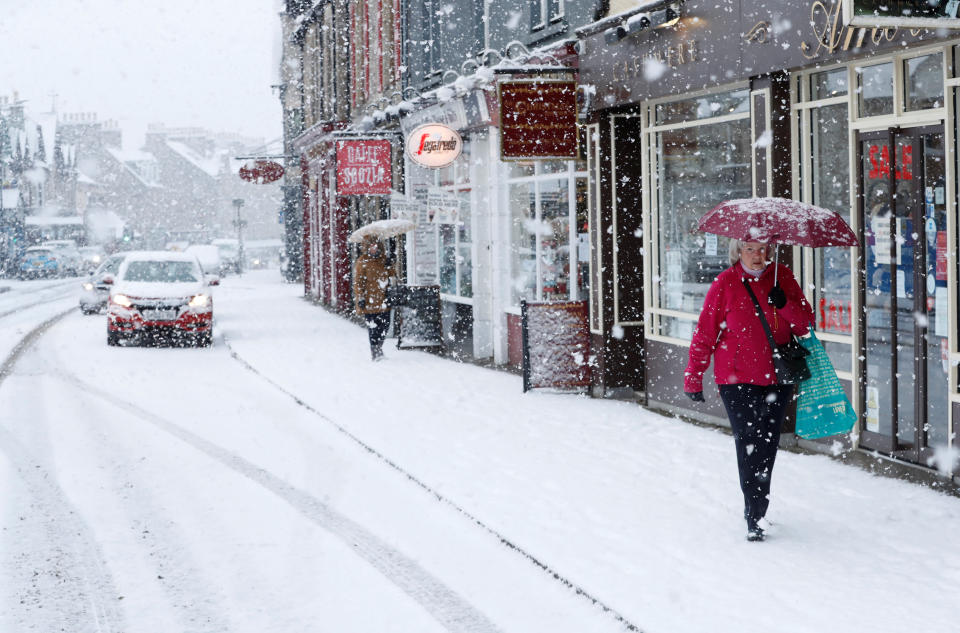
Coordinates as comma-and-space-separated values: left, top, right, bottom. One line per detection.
697, 197, 858, 247
697, 197, 858, 287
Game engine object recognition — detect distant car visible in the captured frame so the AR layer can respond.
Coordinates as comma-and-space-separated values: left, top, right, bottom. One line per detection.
18, 246, 61, 279
41, 239, 82, 276
79, 253, 128, 314
107, 251, 217, 347
212, 238, 240, 274
185, 244, 224, 277
78, 246, 105, 274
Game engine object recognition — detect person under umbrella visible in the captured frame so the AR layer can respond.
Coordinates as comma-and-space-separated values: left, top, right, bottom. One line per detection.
353, 237, 392, 361
684, 239, 814, 541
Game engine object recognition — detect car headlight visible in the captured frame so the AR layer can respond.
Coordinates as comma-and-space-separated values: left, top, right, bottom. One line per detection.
92, 255, 101, 263
111, 294, 133, 308
188, 294, 209, 308
83, 282, 94, 291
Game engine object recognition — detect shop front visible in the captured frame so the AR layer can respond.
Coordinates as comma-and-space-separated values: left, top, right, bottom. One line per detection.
294, 123, 400, 312
579, 0, 958, 472
399, 51, 586, 365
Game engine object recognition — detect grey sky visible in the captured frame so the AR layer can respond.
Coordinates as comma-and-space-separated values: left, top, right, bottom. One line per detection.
0, 0, 282, 150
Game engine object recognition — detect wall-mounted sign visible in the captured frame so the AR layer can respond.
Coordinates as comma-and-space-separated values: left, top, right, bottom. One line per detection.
238, 160, 285, 184
499, 80, 578, 160
405, 124, 463, 169
843, 0, 960, 28
336, 139, 392, 195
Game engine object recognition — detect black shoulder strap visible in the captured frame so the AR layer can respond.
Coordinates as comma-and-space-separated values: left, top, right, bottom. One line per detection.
742, 279, 779, 355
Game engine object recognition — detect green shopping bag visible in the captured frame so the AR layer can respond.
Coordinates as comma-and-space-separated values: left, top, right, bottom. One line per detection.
795, 330, 858, 439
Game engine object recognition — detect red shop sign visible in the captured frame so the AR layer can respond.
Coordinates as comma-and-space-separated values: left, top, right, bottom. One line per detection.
336, 139, 392, 195
499, 80, 578, 160
867, 144, 912, 181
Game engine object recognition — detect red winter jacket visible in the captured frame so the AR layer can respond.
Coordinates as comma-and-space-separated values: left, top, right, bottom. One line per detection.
684, 263, 814, 393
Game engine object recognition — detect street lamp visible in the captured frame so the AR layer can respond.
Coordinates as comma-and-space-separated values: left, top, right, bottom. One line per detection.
232, 198, 246, 275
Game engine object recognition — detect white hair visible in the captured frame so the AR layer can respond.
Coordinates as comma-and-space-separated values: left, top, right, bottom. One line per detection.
728, 239, 772, 266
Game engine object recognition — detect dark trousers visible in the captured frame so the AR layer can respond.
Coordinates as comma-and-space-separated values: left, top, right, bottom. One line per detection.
365, 311, 390, 358
718, 384, 793, 524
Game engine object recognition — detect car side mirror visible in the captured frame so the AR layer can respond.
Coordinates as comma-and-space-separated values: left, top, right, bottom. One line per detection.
102, 276, 114, 285
207, 276, 220, 286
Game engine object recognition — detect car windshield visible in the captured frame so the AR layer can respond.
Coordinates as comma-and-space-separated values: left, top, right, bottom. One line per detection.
99, 257, 124, 275
122, 260, 199, 283
25, 249, 52, 257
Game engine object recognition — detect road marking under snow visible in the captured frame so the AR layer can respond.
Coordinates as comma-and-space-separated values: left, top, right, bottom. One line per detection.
222, 335, 645, 633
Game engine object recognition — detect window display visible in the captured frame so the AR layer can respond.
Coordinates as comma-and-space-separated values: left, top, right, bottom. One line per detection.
508, 161, 583, 306
646, 88, 752, 339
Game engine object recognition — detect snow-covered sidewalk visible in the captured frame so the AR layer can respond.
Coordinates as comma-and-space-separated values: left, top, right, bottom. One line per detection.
219, 271, 960, 633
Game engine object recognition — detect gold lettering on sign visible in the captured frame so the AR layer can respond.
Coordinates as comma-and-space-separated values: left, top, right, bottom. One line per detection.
799, 0, 911, 60
744, 21, 771, 43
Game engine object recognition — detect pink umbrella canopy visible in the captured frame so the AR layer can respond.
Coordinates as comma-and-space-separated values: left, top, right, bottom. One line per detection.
696, 197, 859, 247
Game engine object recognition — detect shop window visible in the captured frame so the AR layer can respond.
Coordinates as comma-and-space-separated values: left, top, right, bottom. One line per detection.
510, 161, 536, 178
508, 162, 582, 306
407, 141, 473, 300
653, 115, 751, 338
510, 181, 537, 303
857, 62, 894, 117
654, 89, 750, 126
811, 68, 848, 99
809, 103, 854, 369
539, 179, 571, 300
904, 53, 944, 111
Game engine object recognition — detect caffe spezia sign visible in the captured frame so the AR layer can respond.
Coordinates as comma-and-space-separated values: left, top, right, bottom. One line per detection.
843, 0, 960, 28
405, 123, 463, 169
336, 139, 392, 195
499, 80, 578, 160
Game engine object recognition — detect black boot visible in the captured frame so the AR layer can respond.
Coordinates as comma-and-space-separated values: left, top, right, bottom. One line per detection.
746, 519, 765, 542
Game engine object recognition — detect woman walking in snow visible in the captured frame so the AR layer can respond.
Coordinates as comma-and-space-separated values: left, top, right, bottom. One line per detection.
684, 240, 814, 541
353, 237, 392, 361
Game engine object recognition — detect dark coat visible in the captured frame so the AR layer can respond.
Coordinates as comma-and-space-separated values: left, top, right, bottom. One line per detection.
684, 262, 814, 392
353, 252, 390, 315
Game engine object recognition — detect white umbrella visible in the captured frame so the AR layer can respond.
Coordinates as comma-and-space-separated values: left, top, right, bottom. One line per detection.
348, 219, 416, 243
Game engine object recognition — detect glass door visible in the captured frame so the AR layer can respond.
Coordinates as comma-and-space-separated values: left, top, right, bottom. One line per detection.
858, 125, 947, 463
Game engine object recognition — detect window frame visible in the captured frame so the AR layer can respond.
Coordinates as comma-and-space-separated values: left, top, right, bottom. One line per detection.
640, 83, 752, 345
506, 160, 586, 309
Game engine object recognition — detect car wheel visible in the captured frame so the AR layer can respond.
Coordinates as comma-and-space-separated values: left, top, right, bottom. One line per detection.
107, 330, 121, 346
196, 332, 213, 348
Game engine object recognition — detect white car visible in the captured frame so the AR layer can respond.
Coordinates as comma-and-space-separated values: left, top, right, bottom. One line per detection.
185, 244, 223, 277
80, 253, 128, 314
106, 251, 218, 347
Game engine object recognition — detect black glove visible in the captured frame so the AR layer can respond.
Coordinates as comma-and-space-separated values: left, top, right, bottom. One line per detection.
768, 284, 787, 309
357, 298, 366, 309
685, 391, 705, 403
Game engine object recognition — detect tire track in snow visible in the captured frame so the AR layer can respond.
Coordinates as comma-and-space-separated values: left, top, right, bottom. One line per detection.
222, 337, 645, 633
41, 360, 235, 633
0, 280, 76, 319
53, 369, 503, 633
0, 309, 126, 633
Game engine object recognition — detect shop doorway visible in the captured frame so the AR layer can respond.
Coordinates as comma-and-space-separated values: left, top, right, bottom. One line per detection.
857, 125, 948, 463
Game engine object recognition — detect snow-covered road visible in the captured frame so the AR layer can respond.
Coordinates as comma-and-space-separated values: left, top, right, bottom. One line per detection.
2, 270, 960, 633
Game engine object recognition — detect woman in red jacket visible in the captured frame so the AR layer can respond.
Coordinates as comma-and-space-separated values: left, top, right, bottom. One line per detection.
684, 240, 814, 542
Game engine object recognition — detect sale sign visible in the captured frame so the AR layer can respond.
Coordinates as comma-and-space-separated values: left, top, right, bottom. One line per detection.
336, 140, 393, 195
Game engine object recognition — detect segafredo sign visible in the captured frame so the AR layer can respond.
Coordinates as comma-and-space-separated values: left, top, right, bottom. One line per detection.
405, 124, 463, 169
